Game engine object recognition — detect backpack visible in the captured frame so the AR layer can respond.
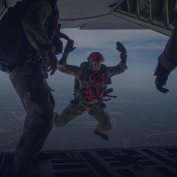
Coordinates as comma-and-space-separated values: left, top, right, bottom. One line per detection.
0, 0, 35, 66
0, 0, 59, 68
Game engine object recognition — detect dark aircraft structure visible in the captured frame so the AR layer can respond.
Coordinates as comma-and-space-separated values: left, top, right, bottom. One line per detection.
0, 146, 177, 177
0, 0, 177, 176
1, 0, 176, 36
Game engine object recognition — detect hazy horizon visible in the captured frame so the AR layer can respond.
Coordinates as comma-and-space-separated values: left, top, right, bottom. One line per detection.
0, 29, 177, 152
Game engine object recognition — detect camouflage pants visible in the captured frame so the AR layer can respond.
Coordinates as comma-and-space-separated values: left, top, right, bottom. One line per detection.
9, 62, 55, 177
158, 25, 177, 71
54, 102, 112, 133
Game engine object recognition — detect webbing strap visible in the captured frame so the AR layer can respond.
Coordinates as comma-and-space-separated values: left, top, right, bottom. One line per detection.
105, 94, 117, 98
81, 81, 106, 88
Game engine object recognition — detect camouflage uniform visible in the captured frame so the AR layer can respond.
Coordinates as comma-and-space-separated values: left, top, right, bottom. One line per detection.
9, 0, 57, 176
158, 25, 177, 71
54, 61, 127, 133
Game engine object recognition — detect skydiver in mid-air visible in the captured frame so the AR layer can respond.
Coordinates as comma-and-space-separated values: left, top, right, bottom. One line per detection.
53, 40, 128, 141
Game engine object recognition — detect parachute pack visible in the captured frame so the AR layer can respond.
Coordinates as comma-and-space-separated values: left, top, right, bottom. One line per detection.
0, 0, 34, 66
0, 0, 60, 73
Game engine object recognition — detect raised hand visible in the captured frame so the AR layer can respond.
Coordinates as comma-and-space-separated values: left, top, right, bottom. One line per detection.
64, 40, 76, 54
116, 41, 126, 53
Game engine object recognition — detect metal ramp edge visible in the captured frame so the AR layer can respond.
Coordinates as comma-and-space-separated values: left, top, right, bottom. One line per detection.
0, 146, 177, 177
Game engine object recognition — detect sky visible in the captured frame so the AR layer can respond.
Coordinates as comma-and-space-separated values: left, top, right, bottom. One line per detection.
47, 28, 174, 99
1, 28, 177, 151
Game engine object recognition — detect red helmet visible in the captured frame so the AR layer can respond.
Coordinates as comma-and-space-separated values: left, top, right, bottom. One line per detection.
88, 52, 104, 62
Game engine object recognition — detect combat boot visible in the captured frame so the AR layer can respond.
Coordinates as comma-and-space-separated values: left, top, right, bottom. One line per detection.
94, 130, 109, 141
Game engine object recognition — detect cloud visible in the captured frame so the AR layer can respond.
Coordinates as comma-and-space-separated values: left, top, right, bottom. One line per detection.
61, 28, 169, 50
126, 41, 167, 50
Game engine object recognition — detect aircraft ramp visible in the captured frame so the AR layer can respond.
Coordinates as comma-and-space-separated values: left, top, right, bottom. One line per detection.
0, 146, 177, 177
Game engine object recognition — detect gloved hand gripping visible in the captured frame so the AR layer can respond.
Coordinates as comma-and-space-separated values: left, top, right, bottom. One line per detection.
154, 63, 171, 93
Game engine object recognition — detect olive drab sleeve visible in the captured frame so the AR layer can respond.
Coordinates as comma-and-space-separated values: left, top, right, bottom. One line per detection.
106, 62, 127, 77
22, 0, 55, 57
58, 61, 83, 80
158, 25, 177, 72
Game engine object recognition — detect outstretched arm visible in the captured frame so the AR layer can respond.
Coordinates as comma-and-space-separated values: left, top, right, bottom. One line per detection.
22, 0, 58, 75
154, 24, 177, 93
154, 12, 177, 93
59, 40, 76, 65
22, 0, 55, 57
107, 41, 127, 77
58, 40, 82, 79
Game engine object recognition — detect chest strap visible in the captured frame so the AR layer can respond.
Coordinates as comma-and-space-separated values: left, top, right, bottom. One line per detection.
81, 81, 106, 88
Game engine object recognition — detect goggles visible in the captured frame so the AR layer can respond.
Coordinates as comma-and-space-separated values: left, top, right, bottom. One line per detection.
91, 62, 102, 67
